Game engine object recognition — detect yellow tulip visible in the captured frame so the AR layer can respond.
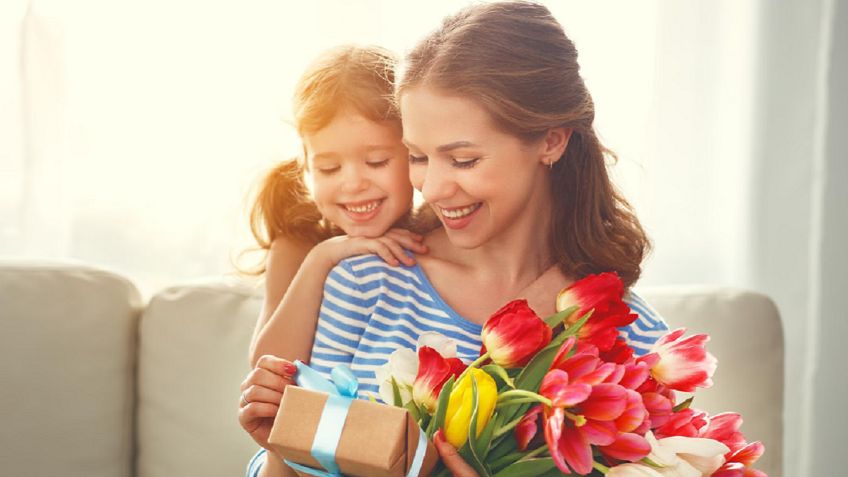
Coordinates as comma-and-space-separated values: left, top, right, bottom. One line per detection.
443, 368, 498, 448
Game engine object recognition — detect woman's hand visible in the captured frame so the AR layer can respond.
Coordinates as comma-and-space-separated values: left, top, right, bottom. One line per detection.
315, 229, 427, 267
238, 355, 297, 451
433, 429, 481, 477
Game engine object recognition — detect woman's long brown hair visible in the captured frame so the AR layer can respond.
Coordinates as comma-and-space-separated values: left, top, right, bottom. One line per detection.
397, 1, 650, 287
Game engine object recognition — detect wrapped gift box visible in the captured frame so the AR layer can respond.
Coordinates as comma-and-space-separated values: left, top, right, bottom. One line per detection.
269, 386, 438, 477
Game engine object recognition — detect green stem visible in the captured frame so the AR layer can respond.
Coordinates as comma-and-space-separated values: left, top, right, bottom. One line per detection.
592, 461, 610, 474
497, 389, 552, 407
493, 414, 525, 438
517, 445, 548, 461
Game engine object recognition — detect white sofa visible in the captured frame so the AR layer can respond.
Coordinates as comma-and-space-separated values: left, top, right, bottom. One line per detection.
0, 262, 784, 477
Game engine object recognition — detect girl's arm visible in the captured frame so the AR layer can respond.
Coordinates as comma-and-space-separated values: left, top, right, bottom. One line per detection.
248, 236, 314, 366
249, 229, 427, 368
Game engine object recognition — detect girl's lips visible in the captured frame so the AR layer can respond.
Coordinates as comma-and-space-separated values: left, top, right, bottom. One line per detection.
339, 198, 385, 222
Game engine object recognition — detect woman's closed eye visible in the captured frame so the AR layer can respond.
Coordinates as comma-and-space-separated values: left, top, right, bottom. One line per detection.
408, 154, 480, 169
451, 156, 480, 168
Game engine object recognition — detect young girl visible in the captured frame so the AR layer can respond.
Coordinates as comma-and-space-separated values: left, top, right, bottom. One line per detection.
244, 3, 669, 476
237, 45, 428, 469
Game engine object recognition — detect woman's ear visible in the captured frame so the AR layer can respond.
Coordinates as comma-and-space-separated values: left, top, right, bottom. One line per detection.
539, 127, 572, 167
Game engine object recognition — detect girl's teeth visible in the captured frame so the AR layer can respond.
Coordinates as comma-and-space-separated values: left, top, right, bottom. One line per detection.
441, 203, 481, 219
345, 200, 381, 213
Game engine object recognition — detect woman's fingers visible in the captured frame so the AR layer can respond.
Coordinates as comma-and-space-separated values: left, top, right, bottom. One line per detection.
433, 429, 480, 477
241, 383, 284, 407
241, 366, 294, 393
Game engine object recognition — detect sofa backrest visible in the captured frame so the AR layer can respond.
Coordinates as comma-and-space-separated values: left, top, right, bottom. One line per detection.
0, 263, 783, 477
0, 262, 142, 477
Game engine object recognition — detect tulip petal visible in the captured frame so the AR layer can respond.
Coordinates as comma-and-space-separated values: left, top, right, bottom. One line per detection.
580, 418, 617, 446
601, 433, 651, 462
541, 370, 592, 408
544, 408, 570, 474
515, 405, 543, 451
616, 389, 648, 433
561, 424, 594, 475
727, 441, 765, 467
581, 383, 627, 421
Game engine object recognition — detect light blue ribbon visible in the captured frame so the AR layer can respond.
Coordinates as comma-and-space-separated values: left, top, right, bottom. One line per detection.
283, 361, 429, 477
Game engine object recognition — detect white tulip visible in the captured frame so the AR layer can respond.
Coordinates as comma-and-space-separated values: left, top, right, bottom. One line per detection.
374, 332, 459, 405
645, 432, 729, 477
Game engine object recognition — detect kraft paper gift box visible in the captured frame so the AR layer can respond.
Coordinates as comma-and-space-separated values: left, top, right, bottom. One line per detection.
268, 385, 438, 477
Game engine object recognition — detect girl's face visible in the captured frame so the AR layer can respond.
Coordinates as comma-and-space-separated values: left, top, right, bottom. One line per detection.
303, 110, 413, 238
400, 87, 555, 249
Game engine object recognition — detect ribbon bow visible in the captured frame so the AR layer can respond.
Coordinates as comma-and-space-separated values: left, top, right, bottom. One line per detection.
284, 361, 428, 477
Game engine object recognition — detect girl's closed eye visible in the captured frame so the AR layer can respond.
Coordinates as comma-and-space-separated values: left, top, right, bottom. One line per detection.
366, 158, 390, 168
316, 165, 340, 175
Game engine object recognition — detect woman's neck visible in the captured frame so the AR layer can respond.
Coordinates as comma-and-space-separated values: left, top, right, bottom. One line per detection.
425, 205, 554, 290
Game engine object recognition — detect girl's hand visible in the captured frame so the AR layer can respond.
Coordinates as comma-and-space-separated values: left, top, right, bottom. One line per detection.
317, 228, 428, 267
237, 355, 297, 451
433, 429, 481, 477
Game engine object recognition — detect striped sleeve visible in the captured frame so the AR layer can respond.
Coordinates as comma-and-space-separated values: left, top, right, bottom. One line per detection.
309, 260, 375, 376
245, 448, 265, 477
620, 291, 669, 356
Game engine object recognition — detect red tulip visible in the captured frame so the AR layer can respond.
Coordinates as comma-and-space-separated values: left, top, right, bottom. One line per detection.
555, 272, 638, 352
411, 346, 466, 413
645, 328, 717, 392
480, 299, 552, 368
700, 412, 747, 453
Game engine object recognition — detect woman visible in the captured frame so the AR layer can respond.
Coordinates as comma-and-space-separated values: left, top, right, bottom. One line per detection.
241, 3, 668, 476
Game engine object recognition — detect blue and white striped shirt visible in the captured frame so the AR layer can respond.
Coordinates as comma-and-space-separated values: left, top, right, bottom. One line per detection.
309, 254, 669, 400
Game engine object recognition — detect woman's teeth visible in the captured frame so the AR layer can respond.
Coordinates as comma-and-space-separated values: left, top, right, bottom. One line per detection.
344, 199, 382, 213
441, 203, 481, 219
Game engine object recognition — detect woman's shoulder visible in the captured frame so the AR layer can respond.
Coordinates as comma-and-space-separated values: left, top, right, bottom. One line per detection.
623, 289, 668, 331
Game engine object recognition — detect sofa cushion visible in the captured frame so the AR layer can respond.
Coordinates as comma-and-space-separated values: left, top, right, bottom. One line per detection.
639, 286, 783, 477
136, 279, 262, 477
0, 262, 141, 477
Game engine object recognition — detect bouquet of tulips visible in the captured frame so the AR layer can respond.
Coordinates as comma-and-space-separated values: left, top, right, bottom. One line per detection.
374, 273, 768, 477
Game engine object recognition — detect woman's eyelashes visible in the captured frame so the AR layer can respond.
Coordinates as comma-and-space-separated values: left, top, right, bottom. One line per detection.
408, 154, 481, 169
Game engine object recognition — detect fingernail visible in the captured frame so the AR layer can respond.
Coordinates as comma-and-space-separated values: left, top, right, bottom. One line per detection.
283, 362, 297, 375
433, 429, 444, 444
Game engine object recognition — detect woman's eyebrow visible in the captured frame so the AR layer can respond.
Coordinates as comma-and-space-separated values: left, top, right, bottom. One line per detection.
402, 139, 480, 152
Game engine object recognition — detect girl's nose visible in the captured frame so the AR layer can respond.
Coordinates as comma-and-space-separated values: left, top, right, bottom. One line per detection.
340, 165, 370, 194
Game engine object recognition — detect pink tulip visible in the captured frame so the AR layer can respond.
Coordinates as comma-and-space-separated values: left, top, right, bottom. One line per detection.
646, 328, 717, 392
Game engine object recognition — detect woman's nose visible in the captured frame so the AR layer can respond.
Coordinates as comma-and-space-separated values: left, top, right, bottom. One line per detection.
420, 162, 455, 203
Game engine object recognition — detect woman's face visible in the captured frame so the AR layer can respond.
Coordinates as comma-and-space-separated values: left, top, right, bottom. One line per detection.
303, 110, 413, 238
400, 86, 553, 249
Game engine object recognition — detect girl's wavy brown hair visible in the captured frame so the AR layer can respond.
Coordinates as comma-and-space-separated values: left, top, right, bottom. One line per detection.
240, 45, 400, 275
397, 1, 650, 287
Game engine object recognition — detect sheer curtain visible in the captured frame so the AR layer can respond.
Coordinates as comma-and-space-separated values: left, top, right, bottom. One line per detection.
3, 1, 845, 475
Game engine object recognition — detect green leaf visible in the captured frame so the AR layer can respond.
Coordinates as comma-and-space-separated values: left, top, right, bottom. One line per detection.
476, 411, 498, 461
405, 399, 421, 423
673, 396, 695, 413
487, 436, 519, 466
390, 377, 403, 407
543, 304, 578, 328
465, 374, 492, 477
562, 309, 594, 336
492, 457, 557, 477
426, 375, 455, 437
483, 364, 515, 389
